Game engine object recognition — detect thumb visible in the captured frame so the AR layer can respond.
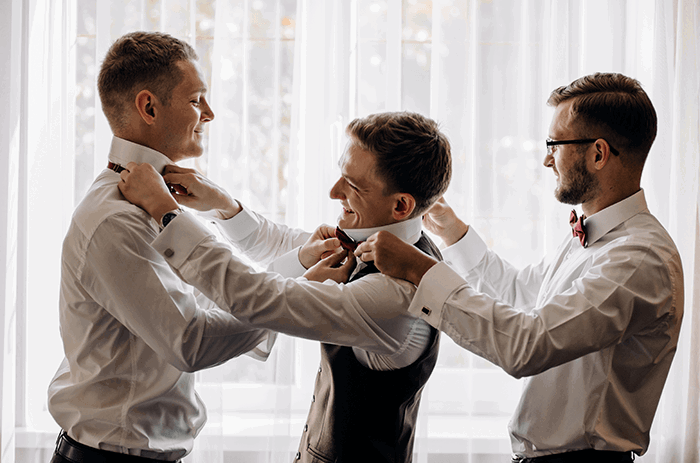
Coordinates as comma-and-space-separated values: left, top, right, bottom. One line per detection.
339, 250, 357, 271
321, 248, 349, 268
321, 237, 341, 252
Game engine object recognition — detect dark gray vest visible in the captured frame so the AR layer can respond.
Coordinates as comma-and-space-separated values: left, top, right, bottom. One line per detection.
295, 233, 442, 463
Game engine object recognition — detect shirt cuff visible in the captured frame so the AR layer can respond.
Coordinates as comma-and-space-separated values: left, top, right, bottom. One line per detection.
199, 201, 261, 244
267, 246, 307, 278
407, 262, 466, 328
152, 211, 214, 269
441, 227, 488, 276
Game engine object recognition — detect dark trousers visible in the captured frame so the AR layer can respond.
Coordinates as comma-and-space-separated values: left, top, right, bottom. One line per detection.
51, 431, 180, 463
512, 449, 635, 463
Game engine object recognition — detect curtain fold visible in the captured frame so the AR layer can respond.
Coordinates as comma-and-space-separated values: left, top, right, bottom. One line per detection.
0, 0, 23, 461
6, 1, 700, 462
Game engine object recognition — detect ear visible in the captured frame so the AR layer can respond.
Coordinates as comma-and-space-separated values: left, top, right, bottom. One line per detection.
392, 193, 416, 221
592, 138, 612, 170
135, 90, 157, 125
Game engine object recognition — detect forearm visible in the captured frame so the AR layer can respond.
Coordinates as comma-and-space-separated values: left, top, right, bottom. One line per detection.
154, 214, 413, 354
88, 215, 268, 372
213, 204, 310, 267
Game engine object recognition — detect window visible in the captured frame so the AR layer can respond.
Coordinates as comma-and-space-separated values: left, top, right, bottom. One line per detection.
21, 0, 550, 460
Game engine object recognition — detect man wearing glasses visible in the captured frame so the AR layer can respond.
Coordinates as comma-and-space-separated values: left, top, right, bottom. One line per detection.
354, 73, 684, 463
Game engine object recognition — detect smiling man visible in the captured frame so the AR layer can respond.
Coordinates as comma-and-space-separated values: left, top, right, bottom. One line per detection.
355, 74, 684, 463
48, 32, 276, 463
117, 111, 452, 462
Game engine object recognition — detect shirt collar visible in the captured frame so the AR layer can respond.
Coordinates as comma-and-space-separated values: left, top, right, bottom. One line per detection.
341, 216, 424, 245
107, 136, 173, 174
582, 189, 649, 246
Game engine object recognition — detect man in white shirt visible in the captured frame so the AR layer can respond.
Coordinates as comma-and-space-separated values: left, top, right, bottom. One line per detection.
48, 32, 276, 463
354, 73, 684, 463
117, 111, 452, 462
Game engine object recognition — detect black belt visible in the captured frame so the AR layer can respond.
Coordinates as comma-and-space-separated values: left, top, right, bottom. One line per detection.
512, 449, 635, 463
55, 431, 181, 463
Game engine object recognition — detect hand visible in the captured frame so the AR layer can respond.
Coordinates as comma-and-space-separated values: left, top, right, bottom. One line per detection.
422, 197, 469, 247
118, 162, 179, 223
303, 248, 356, 284
354, 231, 438, 286
298, 225, 342, 269
162, 165, 241, 219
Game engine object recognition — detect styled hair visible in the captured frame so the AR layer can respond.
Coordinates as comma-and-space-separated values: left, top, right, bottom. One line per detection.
346, 111, 452, 217
547, 73, 657, 168
97, 31, 198, 131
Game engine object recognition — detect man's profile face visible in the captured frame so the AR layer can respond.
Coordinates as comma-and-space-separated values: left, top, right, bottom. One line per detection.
545, 100, 599, 205
153, 59, 214, 162
329, 141, 397, 230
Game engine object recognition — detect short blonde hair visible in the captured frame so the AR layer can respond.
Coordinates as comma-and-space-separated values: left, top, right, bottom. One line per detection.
97, 31, 198, 131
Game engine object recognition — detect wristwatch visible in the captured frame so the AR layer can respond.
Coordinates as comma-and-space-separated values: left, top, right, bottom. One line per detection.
161, 208, 184, 229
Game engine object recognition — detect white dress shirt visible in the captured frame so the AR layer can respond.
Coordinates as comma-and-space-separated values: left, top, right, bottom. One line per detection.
408, 190, 683, 458
48, 137, 273, 460
153, 211, 433, 371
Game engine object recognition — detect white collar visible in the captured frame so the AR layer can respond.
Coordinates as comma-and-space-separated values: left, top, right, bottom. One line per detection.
580, 189, 649, 246
340, 216, 424, 245
107, 137, 173, 173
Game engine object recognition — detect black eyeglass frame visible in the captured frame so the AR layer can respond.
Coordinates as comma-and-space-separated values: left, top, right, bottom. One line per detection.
546, 138, 619, 156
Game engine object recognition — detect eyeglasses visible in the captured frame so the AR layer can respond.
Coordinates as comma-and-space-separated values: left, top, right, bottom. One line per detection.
546, 138, 619, 157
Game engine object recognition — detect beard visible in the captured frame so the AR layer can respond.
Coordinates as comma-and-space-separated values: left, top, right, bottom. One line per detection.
555, 155, 599, 205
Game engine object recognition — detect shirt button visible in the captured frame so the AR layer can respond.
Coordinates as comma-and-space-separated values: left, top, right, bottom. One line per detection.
296, 451, 301, 459
164, 249, 174, 258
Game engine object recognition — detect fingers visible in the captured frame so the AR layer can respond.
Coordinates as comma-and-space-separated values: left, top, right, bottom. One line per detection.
312, 224, 337, 240
162, 164, 198, 175
353, 241, 373, 263
163, 172, 193, 196
340, 250, 357, 271
322, 248, 349, 268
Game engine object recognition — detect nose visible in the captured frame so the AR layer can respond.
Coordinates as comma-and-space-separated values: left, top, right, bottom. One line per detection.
329, 178, 345, 200
543, 152, 554, 168
201, 98, 215, 122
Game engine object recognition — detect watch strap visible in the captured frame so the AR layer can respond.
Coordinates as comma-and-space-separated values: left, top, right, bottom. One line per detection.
161, 208, 184, 229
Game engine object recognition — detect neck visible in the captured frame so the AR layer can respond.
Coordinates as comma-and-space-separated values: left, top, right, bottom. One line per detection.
342, 216, 423, 244
582, 184, 641, 216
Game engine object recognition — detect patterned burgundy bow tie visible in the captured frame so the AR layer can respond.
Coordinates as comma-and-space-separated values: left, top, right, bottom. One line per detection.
336, 227, 364, 252
569, 210, 587, 247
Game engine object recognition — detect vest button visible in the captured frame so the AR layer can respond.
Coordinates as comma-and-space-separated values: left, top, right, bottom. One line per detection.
296, 451, 301, 459
312, 394, 315, 403
304, 424, 308, 432
318, 367, 322, 373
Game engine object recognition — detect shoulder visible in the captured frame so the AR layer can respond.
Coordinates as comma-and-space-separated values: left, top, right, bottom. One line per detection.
70, 172, 155, 241
595, 211, 683, 296
605, 211, 681, 268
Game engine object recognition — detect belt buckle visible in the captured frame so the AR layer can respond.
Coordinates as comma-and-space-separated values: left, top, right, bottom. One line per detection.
512, 454, 527, 463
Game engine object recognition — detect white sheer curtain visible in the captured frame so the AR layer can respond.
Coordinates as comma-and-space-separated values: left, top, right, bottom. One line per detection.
3, 0, 699, 462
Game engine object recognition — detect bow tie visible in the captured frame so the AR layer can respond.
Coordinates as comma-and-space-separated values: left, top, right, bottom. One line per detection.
107, 162, 126, 173
569, 210, 587, 247
336, 227, 364, 252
